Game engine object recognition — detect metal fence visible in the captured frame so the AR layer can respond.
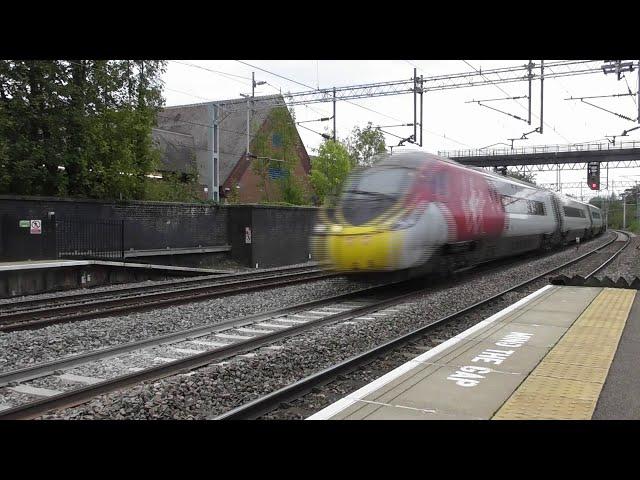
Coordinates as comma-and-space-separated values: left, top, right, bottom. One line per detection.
440, 140, 640, 158
56, 217, 124, 261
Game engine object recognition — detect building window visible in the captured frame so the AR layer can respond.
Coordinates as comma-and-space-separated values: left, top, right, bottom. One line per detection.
268, 166, 289, 180
272, 133, 283, 147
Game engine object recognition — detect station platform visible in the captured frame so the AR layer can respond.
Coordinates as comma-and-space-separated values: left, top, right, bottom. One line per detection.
0, 259, 227, 275
308, 284, 639, 420
0, 259, 230, 299
0, 259, 230, 274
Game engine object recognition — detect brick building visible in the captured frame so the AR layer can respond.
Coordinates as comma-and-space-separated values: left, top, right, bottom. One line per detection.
153, 94, 312, 203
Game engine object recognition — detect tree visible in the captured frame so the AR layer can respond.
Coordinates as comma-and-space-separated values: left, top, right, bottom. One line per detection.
346, 121, 387, 167
0, 60, 167, 200
506, 169, 537, 185
310, 139, 352, 205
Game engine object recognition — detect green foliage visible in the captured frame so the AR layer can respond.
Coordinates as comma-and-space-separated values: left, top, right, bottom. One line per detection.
144, 172, 202, 202
0, 60, 167, 200
251, 105, 310, 205
310, 139, 352, 205
506, 170, 537, 185
346, 121, 387, 167
590, 193, 640, 232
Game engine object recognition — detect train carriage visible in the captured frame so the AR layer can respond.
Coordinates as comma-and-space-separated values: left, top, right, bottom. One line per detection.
311, 151, 604, 275
588, 204, 605, 236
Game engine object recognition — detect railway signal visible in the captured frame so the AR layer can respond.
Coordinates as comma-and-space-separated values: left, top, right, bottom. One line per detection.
587, 161, 600, 190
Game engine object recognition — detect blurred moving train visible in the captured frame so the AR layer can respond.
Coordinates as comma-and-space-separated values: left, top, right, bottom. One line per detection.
310, 151, 605, 276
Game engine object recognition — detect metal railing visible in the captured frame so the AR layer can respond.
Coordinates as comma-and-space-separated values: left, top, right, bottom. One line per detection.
440, 140, 640, 158
56, 217, 124, 261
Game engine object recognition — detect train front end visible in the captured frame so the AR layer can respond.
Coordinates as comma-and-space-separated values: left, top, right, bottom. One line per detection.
310, 155, 443, 273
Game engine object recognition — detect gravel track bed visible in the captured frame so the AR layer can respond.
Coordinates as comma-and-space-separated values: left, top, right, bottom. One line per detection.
0, 390, 37, 407
0, 275, 379, 372
0, 279, 168, 306
595, 234, 640, 282
0, 261, 316, 306
65, 351, 184, 379
35, 233, 616, 420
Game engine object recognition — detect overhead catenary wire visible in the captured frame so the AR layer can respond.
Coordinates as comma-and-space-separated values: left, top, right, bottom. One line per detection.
235, 60, 419, 126
462, 60, 572, 143
157, 114, 260, 139
623, 73, 638, 108
170, 60, 251, 85
165, 60, 616, 150
164, 87, 216, 102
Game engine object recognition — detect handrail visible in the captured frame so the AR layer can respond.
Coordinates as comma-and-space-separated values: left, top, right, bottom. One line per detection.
439, 140, 640, 158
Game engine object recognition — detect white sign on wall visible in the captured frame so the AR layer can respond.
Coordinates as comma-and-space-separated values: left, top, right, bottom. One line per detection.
30, 219, 42, 235
245, 227, 252, 244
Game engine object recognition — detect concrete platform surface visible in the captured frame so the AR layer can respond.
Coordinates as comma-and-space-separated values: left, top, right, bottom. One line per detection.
309, 285, 638, 420
0, 259, 228, 274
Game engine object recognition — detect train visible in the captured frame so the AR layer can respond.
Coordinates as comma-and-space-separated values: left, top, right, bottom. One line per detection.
310, 151, 605, 276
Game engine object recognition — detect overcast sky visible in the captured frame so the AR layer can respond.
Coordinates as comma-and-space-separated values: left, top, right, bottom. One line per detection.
162, 60, 640, 202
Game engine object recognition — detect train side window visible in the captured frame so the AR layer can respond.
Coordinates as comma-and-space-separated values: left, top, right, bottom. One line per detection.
563, 206, 586, 218
527, 200, 546, 215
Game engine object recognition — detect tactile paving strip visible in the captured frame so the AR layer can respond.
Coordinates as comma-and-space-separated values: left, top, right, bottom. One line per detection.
493, 288, 636, 420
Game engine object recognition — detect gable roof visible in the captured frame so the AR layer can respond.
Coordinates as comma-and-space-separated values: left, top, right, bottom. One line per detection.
151, 128, 197, 174
160, 94, 299, 185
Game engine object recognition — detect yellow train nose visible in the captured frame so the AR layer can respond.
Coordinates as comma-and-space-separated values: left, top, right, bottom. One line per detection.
326, 228, 402, 272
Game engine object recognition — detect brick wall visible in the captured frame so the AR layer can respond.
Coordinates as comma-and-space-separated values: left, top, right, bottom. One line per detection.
0, 195, 228, 253
228, 204, 319, 268
1, 196, 321, 266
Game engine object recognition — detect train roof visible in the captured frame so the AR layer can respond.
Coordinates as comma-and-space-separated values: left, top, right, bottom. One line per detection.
377, 151, 601, 211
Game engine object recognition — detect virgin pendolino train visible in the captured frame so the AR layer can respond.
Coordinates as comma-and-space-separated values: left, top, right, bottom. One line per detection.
310, 151, 605, 276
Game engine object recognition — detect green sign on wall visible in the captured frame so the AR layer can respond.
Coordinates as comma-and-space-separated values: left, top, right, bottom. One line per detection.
19, 220, 30, 228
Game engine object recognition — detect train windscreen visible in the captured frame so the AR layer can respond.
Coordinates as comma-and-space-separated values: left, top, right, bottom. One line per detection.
340, 167, 413, 225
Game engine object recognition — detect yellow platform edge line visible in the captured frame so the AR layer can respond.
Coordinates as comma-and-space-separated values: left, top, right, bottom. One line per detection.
492, 288, 636, 420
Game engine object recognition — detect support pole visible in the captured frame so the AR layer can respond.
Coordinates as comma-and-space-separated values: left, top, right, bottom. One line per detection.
419, 75, 424, 147
214, 105, 220, 203
246, 98, 250, 156
413, 68, 417, 142
248, 73, 253, 157
208, 102, 219, 202
527, 60, 533, 125
332, 87, 336, 141
623, 193, 627, 229
539, 60, 544, 134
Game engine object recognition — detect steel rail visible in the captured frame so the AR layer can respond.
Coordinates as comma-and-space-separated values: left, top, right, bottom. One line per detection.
0, 281, 426, 420
0, 281, 408, 388
584, 231, 631, 279
0, 264, 321, 315
215, 231, 623, 420
0, 269, 334, 332
0, 232, 618, 420
0, 238, 594, 389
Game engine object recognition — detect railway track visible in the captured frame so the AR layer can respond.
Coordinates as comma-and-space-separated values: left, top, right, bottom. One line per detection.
1, 264, 320, 314
585, 230, 631, 279
0, 231, 625, 420
0, 281, 424, 419
215, 231, 631, 420
0, 264, 334, 332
